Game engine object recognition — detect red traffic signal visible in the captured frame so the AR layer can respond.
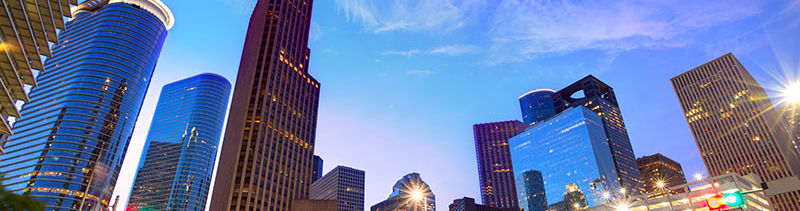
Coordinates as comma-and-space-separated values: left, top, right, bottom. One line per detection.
706, 192, 744, 210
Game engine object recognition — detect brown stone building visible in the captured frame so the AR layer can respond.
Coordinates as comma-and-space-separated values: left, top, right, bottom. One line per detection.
209, 0, 321, 210
671, 53, 800, 210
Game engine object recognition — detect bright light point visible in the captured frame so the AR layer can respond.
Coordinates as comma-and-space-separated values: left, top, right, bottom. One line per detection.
614, 204, 631, 211
656, 181, 665, 188
410, 190, 424, 201
694, 173, 703, 180
602, 192, 610, 198
783, 83, 800, 103
619, 188, 627, 194
573, 203, 579, 208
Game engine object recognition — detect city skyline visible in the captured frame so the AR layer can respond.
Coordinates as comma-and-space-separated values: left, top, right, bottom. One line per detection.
89, 0, 800, 210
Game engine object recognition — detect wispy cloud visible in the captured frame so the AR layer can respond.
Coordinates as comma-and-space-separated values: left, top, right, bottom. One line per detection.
383, 50, 421, 58
309, 21, 324, 42
336, 0, 774, 64
334, 0, 483, 33
221, 0, 257, 14
406, 70, 436, 76
486, 0, 767, 63
384, 45, 480, 58
429, 45, 480, 55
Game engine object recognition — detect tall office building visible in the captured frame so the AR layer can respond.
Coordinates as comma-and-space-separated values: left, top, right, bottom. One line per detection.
310, 166, 365, 211
371, 173, 435, 211
781, 105, 800, 154
510, 107, 621, 211
671, 53, 800, 211
520, 170, 546, 211
473, 120, 527, 209
547, 184, 587, 211
448, 197, 519, 211
519, 89, 557, 125
0, 0, 173, 210
127, 73, 231, 211
551, 75, 644, 194
0, 0, 80, 153
209, 0, 321, 210
636, 153, 686, 194
313, 155, 324, 183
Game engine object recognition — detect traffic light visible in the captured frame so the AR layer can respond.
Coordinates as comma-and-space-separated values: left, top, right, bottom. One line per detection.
706, 191, 744, 210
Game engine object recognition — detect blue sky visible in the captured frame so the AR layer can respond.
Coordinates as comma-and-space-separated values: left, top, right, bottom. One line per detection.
112, 0, 800, 209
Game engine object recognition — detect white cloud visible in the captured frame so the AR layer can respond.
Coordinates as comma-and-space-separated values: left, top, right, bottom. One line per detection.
384, 45, 479, 58
383, 49, 421, 58
407, 70, 436, 76
486, 0, 767, 63
429, 45, 480, 55
309, 21, 324, 42
335, 0, 774, 64
221, 0, 257, 14
334, 0, 484, 33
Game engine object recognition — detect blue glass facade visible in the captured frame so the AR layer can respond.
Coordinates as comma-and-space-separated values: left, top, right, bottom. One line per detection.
510, 107, 620, 211
521, 170, 547, 211
0, 1, 172, 210
127, 73, 231, 211
519, 89, 557, 125
371, 173, 435, 211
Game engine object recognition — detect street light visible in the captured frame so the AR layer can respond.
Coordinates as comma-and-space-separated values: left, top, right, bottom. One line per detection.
694, 173, 703, 181
656, 181, 665, 189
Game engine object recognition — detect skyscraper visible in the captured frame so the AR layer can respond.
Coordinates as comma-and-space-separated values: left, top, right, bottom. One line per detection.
209, 0, 320, 210
0, 0, 79, 153
473, 120, 527, 209
127, 73, 231, 211
310, 166, 365, 211
546, 184, 587, 211
636, 153, 687, 194
0, 0, 173, 210
448, 197, 519, 211
520, 170, 546, 211
371, 173, 436, 211
313, 155, 324, 183
510, 107, 621, 211
551, 75, 644, 194
671, 53, 800, 211
519, 89, 557, 125
780, 105, 800, 155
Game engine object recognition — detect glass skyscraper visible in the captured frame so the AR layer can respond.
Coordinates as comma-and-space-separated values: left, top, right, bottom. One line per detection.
371, 173, 435, 211
551, 75, 644, 194
0, 0, 173, 210
313, 155, 324, 183
0, 0, 78, 150
521, 170, 547, 211
127, 73, 231, 211
518, 89, 557, 125
510, 107, 620, 211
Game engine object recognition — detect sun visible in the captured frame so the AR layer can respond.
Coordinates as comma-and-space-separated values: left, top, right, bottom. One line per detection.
783, 83, 800, 104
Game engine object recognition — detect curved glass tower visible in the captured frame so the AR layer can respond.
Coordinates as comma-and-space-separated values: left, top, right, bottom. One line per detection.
0, 0, 173, 210
519, 89, 556, 125
127, 73, 231, 211
371, 173, 436, 211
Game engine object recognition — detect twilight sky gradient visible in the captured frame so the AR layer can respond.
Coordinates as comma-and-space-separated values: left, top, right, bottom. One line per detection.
111, 0, 800, 209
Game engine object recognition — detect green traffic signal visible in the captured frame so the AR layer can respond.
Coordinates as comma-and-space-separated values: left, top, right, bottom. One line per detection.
722, 191, 744, 206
